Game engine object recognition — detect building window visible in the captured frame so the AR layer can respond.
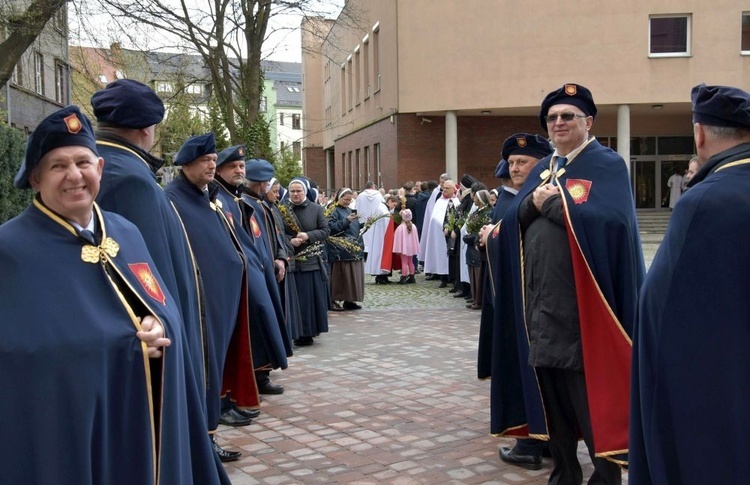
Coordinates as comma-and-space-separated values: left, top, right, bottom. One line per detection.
742, 12, 750, 53
11, 59, 21, 86
293, 141, 301, 160
279, 112, 285, 125
355, 148, 361, 188
342, 152, 347, 184
348, 151, 353, 188
286, 86, 300, 93
347, 56, 353, 111
649, 15, 690, 57
340, 65, 346, 115
363, 36, 370, 99
374, 142, 381, 187
354, 46, 361, 106
186, 83, 203, 95
292, 113, 301, 130
156, 82, 173, 93
52, 7, 66, 33
259, 96, 267, 112
364, 145, 370, 181
34, 51, 44, 95
372, 23, 380, 92
54, 61, 67, 104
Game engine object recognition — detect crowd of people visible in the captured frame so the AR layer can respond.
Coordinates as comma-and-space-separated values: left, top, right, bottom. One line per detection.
1, 77, 749, 484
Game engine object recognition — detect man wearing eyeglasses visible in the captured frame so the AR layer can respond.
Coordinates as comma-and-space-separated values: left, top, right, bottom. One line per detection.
495, 84, 645, 483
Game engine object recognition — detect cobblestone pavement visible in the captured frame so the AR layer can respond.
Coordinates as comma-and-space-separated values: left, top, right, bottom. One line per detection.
219, 273, 630, 484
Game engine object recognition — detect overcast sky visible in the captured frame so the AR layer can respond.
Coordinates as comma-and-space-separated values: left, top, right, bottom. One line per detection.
69, 1, 344, 64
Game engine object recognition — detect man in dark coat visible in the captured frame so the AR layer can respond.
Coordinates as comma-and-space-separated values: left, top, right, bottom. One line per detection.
92, 80, 207, 398
214, 146, 292, 398
630, 84, 750, 484
1, 106, 227, 484
166, 133, 259, 463
494, 84, 644, 484
478, 133, 552, 470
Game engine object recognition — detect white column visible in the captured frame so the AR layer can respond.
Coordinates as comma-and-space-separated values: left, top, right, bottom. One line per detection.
445, 110, 458, 178
617, 104, 631, 175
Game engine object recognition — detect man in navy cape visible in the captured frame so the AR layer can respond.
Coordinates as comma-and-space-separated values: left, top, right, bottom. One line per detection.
494, 84, 644, 483
629, 84, 750, 484
214, 146, 292, 396
0, 106, 227, 484
478, 134, 552, 470
91, 80, 206, 397
165, 133, 259, 462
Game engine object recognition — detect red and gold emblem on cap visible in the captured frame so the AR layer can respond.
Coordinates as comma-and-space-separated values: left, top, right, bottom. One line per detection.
238, 147, 245, 156
129, 263, 166, 305
565, 179, 592, 204
516, 137, 527, 147
64, 114, 82, 134
565, 84, 577, 96
250, 215, 262, 238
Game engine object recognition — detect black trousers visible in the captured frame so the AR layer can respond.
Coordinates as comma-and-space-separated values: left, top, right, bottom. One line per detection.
536, 367, 622, 485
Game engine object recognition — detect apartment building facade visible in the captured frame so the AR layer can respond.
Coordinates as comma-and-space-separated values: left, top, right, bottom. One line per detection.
1, 3, 70, 132
302, 0, 750, 208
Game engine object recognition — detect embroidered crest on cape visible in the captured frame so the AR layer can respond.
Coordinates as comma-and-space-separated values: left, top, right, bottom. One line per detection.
565, 179, 593, 204
129, 262, 166, 305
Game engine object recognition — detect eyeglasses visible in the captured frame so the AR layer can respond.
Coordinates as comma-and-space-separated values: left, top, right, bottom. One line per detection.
544, 113, 587, 124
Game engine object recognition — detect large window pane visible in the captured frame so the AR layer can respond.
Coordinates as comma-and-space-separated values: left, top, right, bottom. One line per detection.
742, 13, 750, 52
650, 16, 689, 55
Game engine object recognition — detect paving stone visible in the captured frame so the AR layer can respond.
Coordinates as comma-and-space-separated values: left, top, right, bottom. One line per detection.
219, 273, 629, 484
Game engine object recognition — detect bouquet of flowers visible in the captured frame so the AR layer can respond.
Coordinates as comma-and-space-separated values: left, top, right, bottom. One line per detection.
359, 212, 390, 237
278, 202, 301, 233
443, 209, 466, 233
328, 235, 364, 257
465, 206, 491, 235
294, 241, 325, 261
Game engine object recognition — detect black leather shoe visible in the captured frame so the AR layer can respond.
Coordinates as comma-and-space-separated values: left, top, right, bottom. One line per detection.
294, 336, 314, 346
499, 446, 542, 470
219, 408, 253, 427
236, 407, 261, 419
453, 292, 466, 298
438, 281, 448, 288
448, 287, 459, 293
343, 301, 362, 310
258, 381, 285, 395
331, 301, 346, 312
213, 436, 241, 463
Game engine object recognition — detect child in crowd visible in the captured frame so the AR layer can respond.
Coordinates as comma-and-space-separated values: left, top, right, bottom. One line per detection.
393, 209, 419, 284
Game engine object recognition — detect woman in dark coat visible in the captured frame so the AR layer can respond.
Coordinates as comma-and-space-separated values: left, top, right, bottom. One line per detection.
327, 187, 365, 311
264, 179, 303, 341
281, 178, 330, 346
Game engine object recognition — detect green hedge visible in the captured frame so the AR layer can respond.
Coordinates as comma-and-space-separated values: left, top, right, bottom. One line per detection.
0, 123, 32, 224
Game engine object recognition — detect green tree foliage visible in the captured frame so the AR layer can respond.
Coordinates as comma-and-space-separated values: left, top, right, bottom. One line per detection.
273, 146, 302, 188
0, 123, 33, 224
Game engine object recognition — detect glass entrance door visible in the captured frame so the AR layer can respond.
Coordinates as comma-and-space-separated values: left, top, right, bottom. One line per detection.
632, 159, 656, 209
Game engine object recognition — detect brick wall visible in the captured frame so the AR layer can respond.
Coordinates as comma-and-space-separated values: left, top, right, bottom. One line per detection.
331, 113, 543, 192
303, 147, 327, 189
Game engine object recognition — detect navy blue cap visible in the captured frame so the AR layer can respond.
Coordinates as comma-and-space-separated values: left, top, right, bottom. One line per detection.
539, 83, 597, 130
14, 105, 99, 189
691, 84, 750, 129
501, 133, 553, 162
91, 79, 165, 129
245, 158, 275, 182
494, 160, 510, 179
216, 144, 247, 167
173, 133, 216, 166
